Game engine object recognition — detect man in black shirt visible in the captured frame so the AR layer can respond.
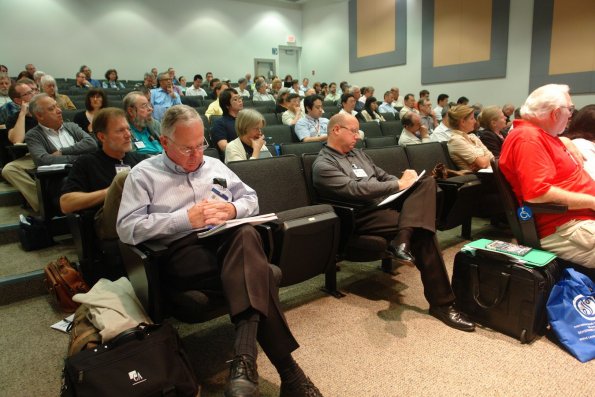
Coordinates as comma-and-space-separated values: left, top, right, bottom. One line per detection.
60, 107, 146, 239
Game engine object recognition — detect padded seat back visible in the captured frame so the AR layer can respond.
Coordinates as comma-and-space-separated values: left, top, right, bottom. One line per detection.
364, 146, 410, 176
280, 142, 324, 157
359, 122, 383, 138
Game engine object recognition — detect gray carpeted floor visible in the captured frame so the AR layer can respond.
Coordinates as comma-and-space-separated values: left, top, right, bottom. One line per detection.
1, 221, 593, 396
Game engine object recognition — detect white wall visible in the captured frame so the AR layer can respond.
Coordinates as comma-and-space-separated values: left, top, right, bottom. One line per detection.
0, 0, 302, 82
301, 0, 595, 108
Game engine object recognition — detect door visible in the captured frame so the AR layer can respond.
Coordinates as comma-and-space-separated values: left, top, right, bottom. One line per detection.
278, 45, 301, 81
254, 58, 276, 80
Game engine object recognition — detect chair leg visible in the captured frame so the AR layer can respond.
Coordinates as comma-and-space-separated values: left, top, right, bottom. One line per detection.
461, 217, 472, 239
322, 263, 345, 298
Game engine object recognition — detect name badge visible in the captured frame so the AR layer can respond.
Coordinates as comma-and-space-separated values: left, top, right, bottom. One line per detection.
134, 141, 146, 149
115, 164, 131, 174
209, 184, 232, 202
353, 168, 368, 178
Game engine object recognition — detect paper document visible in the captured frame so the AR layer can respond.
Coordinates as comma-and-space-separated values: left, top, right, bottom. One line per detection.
37, 164, 68, 171
377, 170, 426, 207
477, 167, 493, 173
51, 314, 74, 333
197, 213, 278, 238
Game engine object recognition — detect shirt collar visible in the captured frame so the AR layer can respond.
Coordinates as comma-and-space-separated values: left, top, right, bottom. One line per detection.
40, 123, 64, 135
161, 152, 205, 175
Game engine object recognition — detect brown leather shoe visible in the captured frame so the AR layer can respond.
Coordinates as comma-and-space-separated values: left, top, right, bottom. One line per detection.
388, 243, 416, 267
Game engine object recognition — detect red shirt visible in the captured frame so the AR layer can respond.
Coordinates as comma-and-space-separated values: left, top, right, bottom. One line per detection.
499, 119, 595, 238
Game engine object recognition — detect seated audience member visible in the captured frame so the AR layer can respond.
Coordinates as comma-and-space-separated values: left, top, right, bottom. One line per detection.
502, 103, 515, 130
60, 108, 146, 240
398, 112, 431, 146
457, 96, 469, 105
150, 68, 158, 82
123, 91, 163, 155
500, 84, 595, 269
40, 75, 76, 110
0, 64, 8, 73
299, 78, 310, 93
225, 108, 272, 163
446, 105, 494, 171
33, 71, 46, 89
25, 94, 97, 167
177, 76, 187, 95
339, 93, 358, 118
80, 65, 101, 88
204, 71, 214, 87
433, 94, 449, 122
211, 88, 243, 152
417, 90, 430, 108
207, 78, 221, 99
117, 104, 323, 397
252, 80, 275, 102
294, 95, 329, 142
1, 82, 40, 211
477, 106, 507, 157
378, 91, 396, 115
320, 82, 328, 97
324, 82, 341, 102
359, 86, 374, 107
24, 63, 36, 80
245, 73, 253, 86
71, 71, 92, 90
236, 78, 251, 98
151, 73, 182, 121
351, 86, 363, 112
167, 67, 180, 86
312, 82, 322, 96
289, 80, 304, 97
73, 88, 108, 133
1, 79, 37, 126
0, 73, 11, 106
136, 72, 156, 90
418, 98, 438, 134
563, 104, 595, 180
312, 113, 476, 332
275, 89, 291, 114
357, 96, 385, 123
281, 93, 302, 125
399, 94, 418, 120
431, 109, 453, 142
269, 78, 283, 99
339, 81, 349, 95
185, 74, 208, 97
390, 87, 404, 109
204, 82, 230, 121
283, 74, 294, 87
102, 69, 125, 90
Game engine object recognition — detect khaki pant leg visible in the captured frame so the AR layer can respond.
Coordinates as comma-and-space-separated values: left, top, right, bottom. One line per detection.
94, 171, 129, 240
1, 155, 38, 211
541, 219, 595, 269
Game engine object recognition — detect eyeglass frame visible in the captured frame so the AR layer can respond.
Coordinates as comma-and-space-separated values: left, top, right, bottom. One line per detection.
338, 125, 360, 136
165, 136, 209, 156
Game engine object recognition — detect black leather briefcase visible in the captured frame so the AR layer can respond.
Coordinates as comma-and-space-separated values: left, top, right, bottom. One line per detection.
452, 249, 561, 343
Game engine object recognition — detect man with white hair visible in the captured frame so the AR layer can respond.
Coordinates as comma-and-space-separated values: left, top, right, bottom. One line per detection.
0, 73, 11, 106
499, 84, 595, 269
123, 91, 162, 155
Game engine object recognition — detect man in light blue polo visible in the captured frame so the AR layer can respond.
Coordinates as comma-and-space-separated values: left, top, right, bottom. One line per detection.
294, 95, 329, 143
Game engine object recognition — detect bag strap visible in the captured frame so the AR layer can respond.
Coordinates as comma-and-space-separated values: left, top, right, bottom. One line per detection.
107, 323, 161, 348
470, 264, 511, 309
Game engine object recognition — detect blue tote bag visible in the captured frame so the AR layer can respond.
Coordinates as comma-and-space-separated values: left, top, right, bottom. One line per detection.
546, 268, 595, 363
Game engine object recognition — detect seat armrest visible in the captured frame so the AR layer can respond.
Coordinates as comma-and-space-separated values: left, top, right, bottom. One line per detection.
522, 201, 568, 214
254, 223, 274, 262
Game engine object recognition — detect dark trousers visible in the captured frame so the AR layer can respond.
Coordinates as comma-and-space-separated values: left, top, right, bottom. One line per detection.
356, 176, 455, 306
164, 225, 299, 361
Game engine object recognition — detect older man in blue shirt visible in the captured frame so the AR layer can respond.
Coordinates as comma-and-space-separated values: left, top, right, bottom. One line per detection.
150, 73, 181, 121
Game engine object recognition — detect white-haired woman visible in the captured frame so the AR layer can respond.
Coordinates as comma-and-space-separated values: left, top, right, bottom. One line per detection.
40, 75, 76, 110
225, 108, 271, 163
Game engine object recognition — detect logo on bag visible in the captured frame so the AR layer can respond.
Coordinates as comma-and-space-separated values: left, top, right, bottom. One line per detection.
572, 295, 595, 321
128, 370, 147, 385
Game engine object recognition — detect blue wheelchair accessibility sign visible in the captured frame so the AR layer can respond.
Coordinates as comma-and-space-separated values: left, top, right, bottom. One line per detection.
517, 206, 533, 221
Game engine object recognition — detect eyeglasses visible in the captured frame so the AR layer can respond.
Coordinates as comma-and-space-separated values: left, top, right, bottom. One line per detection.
136, 103, 153, 110
231, 97, 243, 102
166, 137, 209, 156
560, 105, 575, 114
20, 90, 35, 98
338, 125, 360, 136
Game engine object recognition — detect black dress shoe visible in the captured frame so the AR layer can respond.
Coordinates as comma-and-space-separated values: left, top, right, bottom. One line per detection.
388, 243, 416, 267
280, 377, 323, 397
224, 355, 260, 397
429, 305, 475, 332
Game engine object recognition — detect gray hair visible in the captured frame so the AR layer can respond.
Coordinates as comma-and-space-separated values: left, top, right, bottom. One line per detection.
33, 70, 45, 80
160, 104, 202, 139
521, 84, 569, 120
350, 85, 360, 94
143, 72, 153, 79
122, 91, 144, 116
29, 93, 50, 116
235, 108, 265, 137
40, 74, 58, 94
0, 72, 9, 81
255, 80, 266, 91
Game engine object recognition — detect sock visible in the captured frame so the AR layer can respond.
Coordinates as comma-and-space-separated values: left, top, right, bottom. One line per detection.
232, 309, 260, 359
394, 227, 413, 247
272, 355, 307, 387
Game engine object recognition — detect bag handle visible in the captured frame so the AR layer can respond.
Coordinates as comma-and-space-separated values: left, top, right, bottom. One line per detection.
107, 323, 160, 348
470, 264, 511, 309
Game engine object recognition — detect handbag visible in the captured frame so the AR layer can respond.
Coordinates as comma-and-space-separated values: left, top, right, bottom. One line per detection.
44, 257, 90, 313
546, 268, 595, 362
67, 304, 101, 357
61, 323, 199, 397
431, 162, 473, 179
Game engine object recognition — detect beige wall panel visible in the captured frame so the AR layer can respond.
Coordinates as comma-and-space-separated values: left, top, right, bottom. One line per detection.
549, 0, 595, 75
433, 0, 492, 67
356, 0, 396, 57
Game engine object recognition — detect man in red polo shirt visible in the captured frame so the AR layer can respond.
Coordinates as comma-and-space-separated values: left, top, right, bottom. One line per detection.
499, 84, 595, 269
